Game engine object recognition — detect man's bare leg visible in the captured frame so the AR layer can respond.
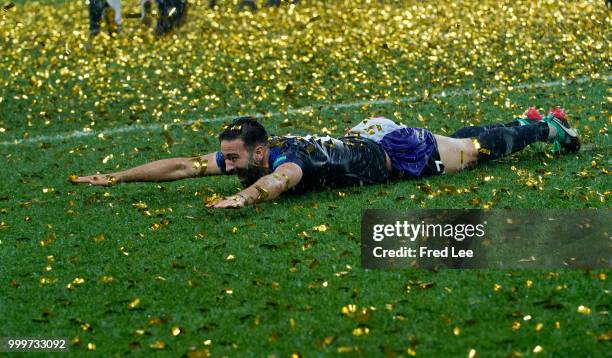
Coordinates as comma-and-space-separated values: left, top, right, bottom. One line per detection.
434, 135, 478, 173
435, 122, 552, 173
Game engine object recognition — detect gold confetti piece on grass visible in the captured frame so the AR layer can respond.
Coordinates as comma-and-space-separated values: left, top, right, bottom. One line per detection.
533, 345, 544, 354
40, 233, 56, 246
92, 233, 105, 242
313, 224, 328, 232
597, 273, 607, 280
150, 341, 166, 350
204, 194, 222, 206
406, 347, 417, 356
87, 343, 96, 350
577, 305, 591, 314
170, 326, 183, 336
39, 277, 57, 285
352, 326, 370, 336
99, 275, 114, 283
68, 174, 78, 183
128, 298, 141, 310
341, 304, 357, 315
468, 349, 477, 358
132, 201, 148, 210
596, 331, 612, 341
186, 349, 211, 358
453, 327, 461, 336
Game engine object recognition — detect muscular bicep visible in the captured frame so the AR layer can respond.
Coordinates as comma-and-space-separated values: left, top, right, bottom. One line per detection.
272, 162, 303, 191
187, 152, 222, 177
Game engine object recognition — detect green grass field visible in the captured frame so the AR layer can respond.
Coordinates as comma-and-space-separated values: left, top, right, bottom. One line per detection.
1, 0, 610, 356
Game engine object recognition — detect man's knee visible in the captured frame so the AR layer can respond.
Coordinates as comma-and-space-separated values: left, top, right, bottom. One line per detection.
435, 136, 478, 173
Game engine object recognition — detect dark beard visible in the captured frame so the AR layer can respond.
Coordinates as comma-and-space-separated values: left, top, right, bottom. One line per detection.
236, 164, 270, 188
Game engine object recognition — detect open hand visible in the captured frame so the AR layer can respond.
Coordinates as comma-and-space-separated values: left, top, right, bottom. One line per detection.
207, 195, 246, 209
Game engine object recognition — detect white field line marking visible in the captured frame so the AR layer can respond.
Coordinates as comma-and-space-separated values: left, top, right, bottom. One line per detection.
1, 75, 610, 147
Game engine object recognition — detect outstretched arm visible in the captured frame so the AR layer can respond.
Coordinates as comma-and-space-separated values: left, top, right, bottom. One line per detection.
209, 162, 303, 208
74, 152, 221, 185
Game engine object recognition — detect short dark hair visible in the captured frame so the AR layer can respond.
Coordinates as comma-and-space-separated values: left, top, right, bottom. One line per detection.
218, 116, 268, 151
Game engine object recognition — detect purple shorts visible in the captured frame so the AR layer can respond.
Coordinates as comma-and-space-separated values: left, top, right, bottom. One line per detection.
379, 127, 444, 179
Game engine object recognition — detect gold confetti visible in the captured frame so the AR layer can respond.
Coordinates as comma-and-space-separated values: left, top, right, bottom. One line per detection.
313, 224, 329, 232
92, 233, 105, 242
40, 233, 56, 246
406, 347, 416, 356
468, 348, 477, 358
321, 336, 334, 346
598, 273, 607, 280
577, 305, 591, 314
87, 343, 96, 350
171, 326, 182, 336
149, 341, 166, 350
190, 158, 208, 175
341, 304, 357, 315
99, 275, 114, 283
596, 331, 612, 341
39, 277, 57, 285
187, 349, 211, 358
532, 345, 543, 354
352, 326, 370, 336
453, 327, 461, 336
254, 185, 269, 203
128, 298, 141, 310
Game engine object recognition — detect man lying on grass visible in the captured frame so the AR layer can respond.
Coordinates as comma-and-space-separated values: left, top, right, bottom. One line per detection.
74, 108, 580, 208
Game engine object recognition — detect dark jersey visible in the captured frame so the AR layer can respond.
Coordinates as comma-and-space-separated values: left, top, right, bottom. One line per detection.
216, 135, 389, 192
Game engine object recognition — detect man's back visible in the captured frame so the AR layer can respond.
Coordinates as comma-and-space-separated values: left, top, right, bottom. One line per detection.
268, 135, 389, 192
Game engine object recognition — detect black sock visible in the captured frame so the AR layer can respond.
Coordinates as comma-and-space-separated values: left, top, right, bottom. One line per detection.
476, 123, 549, 162
450, 121, 520, 139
